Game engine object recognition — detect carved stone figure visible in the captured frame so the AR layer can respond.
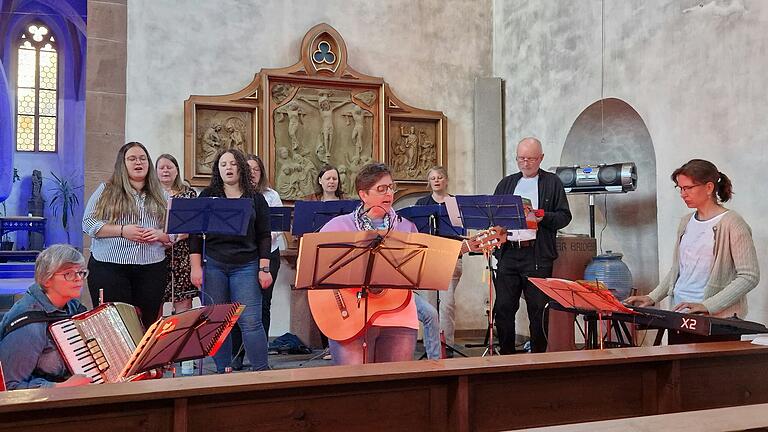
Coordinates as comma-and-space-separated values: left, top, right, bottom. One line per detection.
275, 102, 306, 151
299, 90, 348, 163
401, 125, 419, 176
271, 83, 295, 104
292, 151, 318, 197
275, 147, 304, 199
31, 170, 42, 200
225, 117, 246, 150
342, 105, 372, 161
201, 123, 223, 170
354, 91, 376, 106
418, 129, 436, 170
337, 164, 351, 196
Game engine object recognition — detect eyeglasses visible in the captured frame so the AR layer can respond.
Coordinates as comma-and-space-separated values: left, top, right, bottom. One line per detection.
369, 183, 398, 194
675, 184, 704, 194
516, 156, 541, 163
55, 269, 89, 281
126, 156, 148, 164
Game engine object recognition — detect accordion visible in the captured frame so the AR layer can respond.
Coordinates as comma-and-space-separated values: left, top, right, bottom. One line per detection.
50, 303, 145, 384
50, 302, 244, 384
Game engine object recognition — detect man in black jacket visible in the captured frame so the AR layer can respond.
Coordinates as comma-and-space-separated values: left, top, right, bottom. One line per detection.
493, 137, 571, 354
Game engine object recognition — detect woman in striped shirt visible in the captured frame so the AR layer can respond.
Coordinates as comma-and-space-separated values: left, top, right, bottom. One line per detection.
82, 142, 171, 330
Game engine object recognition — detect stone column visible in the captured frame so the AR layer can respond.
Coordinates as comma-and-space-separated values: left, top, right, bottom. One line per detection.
84, 0, 127, 255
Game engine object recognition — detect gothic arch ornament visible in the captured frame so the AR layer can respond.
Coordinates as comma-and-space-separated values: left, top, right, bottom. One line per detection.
184, 23, 447, 201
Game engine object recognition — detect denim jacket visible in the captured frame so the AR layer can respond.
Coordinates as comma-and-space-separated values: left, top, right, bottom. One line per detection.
0, 284, 84, 390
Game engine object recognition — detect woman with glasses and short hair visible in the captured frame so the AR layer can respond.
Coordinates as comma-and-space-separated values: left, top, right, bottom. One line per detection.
625, 159, 759, 324
83, 142, 171, 330
0, 245, 93, 389
312, 162, 419, 365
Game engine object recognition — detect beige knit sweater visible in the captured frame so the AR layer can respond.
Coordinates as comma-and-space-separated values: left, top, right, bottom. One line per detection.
648, 210, 760, 318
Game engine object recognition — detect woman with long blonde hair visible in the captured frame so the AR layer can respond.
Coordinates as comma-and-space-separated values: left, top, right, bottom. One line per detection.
82, 142, 171, 329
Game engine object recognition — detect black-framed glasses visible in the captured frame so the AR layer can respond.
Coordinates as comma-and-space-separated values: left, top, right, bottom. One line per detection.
369, 183, 398, 194
675, 184, 704, 194
516, 156, 541, 163
55, 269, 89, 281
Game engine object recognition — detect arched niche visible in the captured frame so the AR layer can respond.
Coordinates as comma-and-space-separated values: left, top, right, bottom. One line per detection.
561, 98, 659, 294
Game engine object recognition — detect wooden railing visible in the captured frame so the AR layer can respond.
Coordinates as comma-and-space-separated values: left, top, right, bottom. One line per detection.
1, 341, 767, 432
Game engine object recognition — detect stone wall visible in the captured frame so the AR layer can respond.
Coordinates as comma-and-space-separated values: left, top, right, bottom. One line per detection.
495, 0, 768, 323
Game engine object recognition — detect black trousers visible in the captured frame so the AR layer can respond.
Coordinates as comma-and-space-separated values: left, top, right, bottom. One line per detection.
232, 249, 281, 359
87, 256, 168, 330
493, 246, 553, 354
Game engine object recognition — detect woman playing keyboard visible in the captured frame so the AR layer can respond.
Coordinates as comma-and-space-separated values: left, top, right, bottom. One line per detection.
625, 159, 759, 319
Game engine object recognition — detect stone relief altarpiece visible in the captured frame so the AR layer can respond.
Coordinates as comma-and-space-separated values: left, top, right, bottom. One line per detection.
184, 23, 447, 200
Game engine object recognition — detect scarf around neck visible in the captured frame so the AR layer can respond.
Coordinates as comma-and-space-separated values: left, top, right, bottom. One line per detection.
353, 204, 395, 231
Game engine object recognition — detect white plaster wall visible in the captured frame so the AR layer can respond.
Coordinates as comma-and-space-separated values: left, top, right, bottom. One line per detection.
125, 0, 493, 336
495, 0, 768, 323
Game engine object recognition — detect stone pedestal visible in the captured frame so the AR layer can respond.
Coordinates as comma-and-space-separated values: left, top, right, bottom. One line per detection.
26, 198, 45, 250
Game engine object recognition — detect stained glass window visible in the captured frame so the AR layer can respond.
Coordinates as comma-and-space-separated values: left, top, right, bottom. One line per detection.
15, 24, 58, 152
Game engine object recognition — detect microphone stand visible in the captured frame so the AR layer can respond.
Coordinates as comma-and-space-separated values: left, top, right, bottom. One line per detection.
425, 213, 468, 358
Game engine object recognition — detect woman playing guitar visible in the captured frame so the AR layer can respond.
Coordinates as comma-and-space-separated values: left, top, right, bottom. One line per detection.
309, 162, 509, 365
312, 163, 419, 365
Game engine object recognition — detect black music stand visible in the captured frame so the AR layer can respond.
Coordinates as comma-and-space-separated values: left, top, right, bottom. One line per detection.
121, 303, 245, 378
294, 229, 461, 364
447, 194, 526, 356
270, 207, 293, 232
291, 200, 359, 236
398, 205, 468, 358
398, 205, 467, 239
166, 197, 253, 298
166, 197, 252, 374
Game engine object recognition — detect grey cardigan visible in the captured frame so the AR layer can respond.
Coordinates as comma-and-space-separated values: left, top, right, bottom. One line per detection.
648, 210, 760, 317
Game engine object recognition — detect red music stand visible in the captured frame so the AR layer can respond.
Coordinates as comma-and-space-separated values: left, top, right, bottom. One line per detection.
528, 278, 637, 349
120, 303, 244, 378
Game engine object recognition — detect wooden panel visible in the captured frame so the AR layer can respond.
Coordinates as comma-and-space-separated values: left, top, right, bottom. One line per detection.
187, 380, 447, 432
526, 402, 768, 432
469, 364, 649, 431
0, 402, 173, 432
679, 353, 768, 411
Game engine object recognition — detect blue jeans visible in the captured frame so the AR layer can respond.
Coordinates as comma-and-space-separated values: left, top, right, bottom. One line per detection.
415, 293, 441, 360
329, 326, 416, 365
204, 256, 268, 372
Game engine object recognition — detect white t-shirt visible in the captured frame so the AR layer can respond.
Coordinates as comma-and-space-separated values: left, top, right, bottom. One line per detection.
673, 211, 728, 303
509, 176, 538, 242
263, 187, 285, 252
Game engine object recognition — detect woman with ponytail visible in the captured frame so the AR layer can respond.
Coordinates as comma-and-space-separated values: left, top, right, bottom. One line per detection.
626, 159, 759, 320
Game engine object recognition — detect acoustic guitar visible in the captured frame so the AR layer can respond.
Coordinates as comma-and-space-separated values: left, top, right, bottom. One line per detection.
308, 227, 508, 342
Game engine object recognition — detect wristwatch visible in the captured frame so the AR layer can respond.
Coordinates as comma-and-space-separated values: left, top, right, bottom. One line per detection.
259, 266, 270, 273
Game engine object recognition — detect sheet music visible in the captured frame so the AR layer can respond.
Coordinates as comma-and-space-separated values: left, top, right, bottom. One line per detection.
444, 196, 462, 227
